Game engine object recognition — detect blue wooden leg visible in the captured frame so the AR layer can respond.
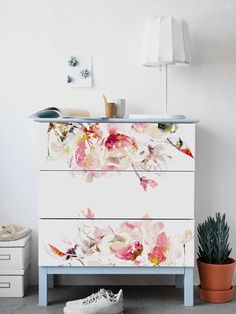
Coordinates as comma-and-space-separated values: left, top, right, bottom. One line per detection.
175, 274, 184, 288
39, 267, 48, 306
48, 274, 54, 289
184, 267, 193, 306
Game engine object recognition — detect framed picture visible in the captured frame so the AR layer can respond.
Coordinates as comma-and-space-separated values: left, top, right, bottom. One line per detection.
67, 54, 92, 87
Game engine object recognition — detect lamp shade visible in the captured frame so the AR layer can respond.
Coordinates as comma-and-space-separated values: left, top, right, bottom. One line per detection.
141, 16, 191, 67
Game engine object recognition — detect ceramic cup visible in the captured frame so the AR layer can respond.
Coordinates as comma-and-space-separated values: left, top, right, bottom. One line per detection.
115, 99, 126, 118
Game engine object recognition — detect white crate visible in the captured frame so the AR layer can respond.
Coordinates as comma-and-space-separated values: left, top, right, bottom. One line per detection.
0, 235, 31, 297
0, 266, 30, 297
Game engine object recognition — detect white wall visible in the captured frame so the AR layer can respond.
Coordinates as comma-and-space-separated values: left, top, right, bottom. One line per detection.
0, 0, 236, 285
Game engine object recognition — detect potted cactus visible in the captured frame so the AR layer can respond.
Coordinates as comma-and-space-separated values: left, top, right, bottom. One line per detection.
197, 213, 235, 303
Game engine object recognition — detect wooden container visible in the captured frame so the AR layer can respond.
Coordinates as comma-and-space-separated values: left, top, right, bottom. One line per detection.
105, 102, 116, 118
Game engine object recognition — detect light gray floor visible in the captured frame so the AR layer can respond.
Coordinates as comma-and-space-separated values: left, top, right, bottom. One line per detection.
0, 285, 235, 314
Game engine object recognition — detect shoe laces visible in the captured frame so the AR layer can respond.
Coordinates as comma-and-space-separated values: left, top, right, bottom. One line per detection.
82, 289, 116, 306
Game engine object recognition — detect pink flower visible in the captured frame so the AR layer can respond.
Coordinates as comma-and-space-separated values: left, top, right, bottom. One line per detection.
119, 220, 142, 232
131, 123, 147, 133
93, 227, 106, 242
117, 221, 143, 243
148, 246, 167, 266
83, 208, 94, 219
75, 141, 86, 167
156, 232, 169, 248
111, 241, 143, 261
85, 171, 105, 183
143, 221, 164, 241
89, 124, 103, 139
140, 177, 158, 191
148, 232, 169, 266
107, 124, 118, 135
120, 221, 136, 230
101, 165, 119, 171
85, 171, 95, 183
105, 133, 137, 151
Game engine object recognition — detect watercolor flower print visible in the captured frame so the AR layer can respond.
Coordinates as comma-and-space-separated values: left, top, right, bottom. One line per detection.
46, 122, 194, 190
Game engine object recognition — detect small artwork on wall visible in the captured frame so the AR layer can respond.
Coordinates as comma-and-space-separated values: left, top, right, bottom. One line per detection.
66, 54, 92, 87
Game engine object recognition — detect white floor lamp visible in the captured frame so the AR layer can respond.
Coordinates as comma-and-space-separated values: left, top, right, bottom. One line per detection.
139, 16, 191, 119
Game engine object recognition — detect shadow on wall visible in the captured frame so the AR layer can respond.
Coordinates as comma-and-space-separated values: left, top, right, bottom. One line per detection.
194, 124, 236, 284
195, 123, 236, 219
195, 124, 216, 217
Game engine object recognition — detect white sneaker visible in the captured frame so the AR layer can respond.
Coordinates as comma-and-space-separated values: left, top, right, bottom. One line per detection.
63, 289, 123, 314
65, 289, 122, 308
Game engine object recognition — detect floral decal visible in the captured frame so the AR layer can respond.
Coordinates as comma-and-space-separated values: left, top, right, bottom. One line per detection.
47, 218, 193, 267
47, 123, 194, 190
148, 232, 169, 266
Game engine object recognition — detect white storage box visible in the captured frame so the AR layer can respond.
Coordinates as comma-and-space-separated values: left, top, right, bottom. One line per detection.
0, 234, 31, 297
0, 267, 30, 297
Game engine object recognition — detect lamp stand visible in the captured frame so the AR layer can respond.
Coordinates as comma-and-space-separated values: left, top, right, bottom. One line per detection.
163, 64, 168, 115
160, 64, 185, 119
129, 63, 186, 119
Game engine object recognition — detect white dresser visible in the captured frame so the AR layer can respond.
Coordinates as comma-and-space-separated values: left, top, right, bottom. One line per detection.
36, 118, 198, 306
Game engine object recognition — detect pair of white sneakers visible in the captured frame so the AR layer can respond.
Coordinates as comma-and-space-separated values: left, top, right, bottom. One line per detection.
63, 288, 124, 314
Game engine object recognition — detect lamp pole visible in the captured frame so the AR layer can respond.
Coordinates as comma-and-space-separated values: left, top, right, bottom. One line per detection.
163, 64, 168, 115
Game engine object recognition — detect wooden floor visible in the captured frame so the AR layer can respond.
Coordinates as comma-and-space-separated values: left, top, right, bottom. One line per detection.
0, 285, 235, 314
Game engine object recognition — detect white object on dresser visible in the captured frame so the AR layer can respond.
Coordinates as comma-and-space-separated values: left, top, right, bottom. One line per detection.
141, 16, 191, 117
36, 118, 198, 307
115, 99, 126, 118
0, 234, 31, 297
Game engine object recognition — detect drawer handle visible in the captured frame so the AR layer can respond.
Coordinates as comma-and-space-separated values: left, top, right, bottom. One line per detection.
0, 254, 11, 260
0, 282, 10, 288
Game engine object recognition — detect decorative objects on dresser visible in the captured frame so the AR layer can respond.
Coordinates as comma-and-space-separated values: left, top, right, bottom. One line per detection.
103, 94, 116, 118
197, 213, 235, 303
30, 107, 90, 119
35, 117, 198, 306
141, 16, 191, 118
0, 234, 31, 297
115, 99, 126, 118
103, 95, 126, 118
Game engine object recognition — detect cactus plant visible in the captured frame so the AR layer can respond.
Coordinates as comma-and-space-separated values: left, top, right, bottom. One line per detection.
80, 68, 90, 79
197, 213, 232, 264
68, 56, 78, 67
67, 75, 72, 84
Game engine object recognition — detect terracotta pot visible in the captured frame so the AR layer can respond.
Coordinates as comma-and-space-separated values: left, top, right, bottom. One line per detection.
198, 285, 234, 303
197, 258, 235, 303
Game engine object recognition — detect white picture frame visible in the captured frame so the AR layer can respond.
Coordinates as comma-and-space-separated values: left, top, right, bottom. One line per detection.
67, 54, 92, 87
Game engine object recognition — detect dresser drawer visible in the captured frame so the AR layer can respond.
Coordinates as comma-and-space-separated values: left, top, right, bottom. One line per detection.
39, 171, 194, 219
39, 123, 195, 171
39, 219, 194, 267
0, 240, 31, 271
0, 267, 30, 297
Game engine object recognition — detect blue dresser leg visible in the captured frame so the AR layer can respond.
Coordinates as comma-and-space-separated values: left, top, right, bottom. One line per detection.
39, 267, 48, 306
175, 274, 184, 288
184, 267, 194, 306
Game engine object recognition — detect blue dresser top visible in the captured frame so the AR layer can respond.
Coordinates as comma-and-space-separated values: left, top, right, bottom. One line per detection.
34, 117, 199, 124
